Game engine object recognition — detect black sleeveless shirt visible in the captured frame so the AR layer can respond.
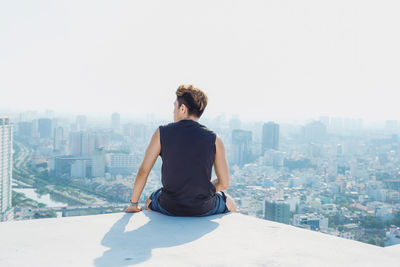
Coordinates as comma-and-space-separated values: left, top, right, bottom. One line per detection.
158, 119, 217, 216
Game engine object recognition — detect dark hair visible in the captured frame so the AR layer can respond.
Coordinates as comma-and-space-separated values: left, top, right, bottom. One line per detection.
175, 84, 208, 118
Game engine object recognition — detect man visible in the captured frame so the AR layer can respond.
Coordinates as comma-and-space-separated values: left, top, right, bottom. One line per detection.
125, 84, 237, 216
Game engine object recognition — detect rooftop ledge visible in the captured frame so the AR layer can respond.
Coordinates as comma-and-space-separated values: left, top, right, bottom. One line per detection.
0, 212, 399, 267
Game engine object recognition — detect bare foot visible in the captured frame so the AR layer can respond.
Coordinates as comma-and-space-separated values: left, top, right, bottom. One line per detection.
225, 193, 237, 212
145, 197, 152, 210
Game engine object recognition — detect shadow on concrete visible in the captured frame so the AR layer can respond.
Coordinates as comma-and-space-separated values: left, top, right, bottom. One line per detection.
93, 211, 224, 266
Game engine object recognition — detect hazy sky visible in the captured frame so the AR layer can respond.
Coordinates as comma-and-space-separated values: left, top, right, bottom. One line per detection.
1, 0, 399, 121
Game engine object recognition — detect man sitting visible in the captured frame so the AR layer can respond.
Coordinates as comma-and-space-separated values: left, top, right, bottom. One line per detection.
125, 84, 237, 216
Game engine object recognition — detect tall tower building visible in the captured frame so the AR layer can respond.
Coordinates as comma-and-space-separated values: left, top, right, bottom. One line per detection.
302, 121, 327, 143
53, 126, 65, 152
17, 121, 32, 137
111, 113, 121, 133
262, 122, 279, 154
69, 132, 97, 157
38, 118, 52, 139
264, 199, 290, 224
75, 115, 87, 132
231, 129, 252, 166
92, 148, 106, 178
0, 117, 14, 222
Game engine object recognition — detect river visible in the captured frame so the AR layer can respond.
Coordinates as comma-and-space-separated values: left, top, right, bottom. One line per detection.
13, 188, 70, 207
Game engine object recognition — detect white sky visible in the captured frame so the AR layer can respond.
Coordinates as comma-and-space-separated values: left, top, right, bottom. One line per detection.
1, 0, 399, 121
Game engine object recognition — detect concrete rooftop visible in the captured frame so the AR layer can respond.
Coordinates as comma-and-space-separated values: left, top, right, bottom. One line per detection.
0, 211, 399, 267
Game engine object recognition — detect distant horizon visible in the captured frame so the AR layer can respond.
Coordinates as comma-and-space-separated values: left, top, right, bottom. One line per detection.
1, 1, 399, 123
0, 107, 397, 128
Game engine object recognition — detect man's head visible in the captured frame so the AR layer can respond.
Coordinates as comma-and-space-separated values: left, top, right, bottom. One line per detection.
173, 84, 208, 122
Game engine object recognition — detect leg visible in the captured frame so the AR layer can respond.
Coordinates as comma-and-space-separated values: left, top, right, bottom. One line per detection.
145, 188, 174, 216
224, 192, 237, 212
145, 196, 152, 210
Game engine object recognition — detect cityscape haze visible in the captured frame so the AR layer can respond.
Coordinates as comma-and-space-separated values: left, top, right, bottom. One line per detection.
1, 0, 400, 256
2, 109, 400, 247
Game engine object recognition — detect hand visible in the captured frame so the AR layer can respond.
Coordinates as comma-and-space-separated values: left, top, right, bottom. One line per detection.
125, 205, 142, 213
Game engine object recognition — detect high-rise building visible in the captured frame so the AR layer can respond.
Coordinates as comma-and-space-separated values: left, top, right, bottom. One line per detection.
123, 123, 135, 137
111, 113, 121, 133
302, 121, 327, 143
229, 116, 241, 130
92, 148, 106, 178
231, 129, 252, 166
108, 153, 136, 175
264, 199, 290, 224
70, 158, 92, 178
53, 156, 92, 179
75, 115, 87, 132
262, 122, 279, 154
0, 117, 14, 222
133, 124, 147, 142
38, 118, 52, 139
17, 121, 32, 137
95, 133, 110, 151
53, 126, 65, 152
262, 150, 285, 169
69, 132, 97, 157
31, 119, 39, 138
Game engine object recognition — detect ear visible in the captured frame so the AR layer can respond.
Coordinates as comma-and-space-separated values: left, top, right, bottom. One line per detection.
180, 104, 187, 113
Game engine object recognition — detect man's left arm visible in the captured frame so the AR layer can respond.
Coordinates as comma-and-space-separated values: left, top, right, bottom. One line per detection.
125, 128, 161, 213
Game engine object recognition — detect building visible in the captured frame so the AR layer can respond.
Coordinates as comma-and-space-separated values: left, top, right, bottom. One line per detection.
123, 123, 135, 137
302, 121, 327, 143
261, 149, 285, 169
69, 132, 97, 157
264, 199, 290, 224
92, 148, 106, 178
133, 124, 147, 142
293, 213, 329, 231
108, 153, 136, 175
38, 118, 52, 139
70, 158, 92, 178
0, 117, 14, 222
229, 116, 241, 130
231, 129, 252, 166
53, 126, 65, 152
75, 115, 87, 132
17, 121, 32, 137
53, 156, 92, 179
111, 113, 121, 133
384, 179, 400, 192
262, 122, 279, 153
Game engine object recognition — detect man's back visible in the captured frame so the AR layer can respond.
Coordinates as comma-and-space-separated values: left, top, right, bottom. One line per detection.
125, 84, 236, 216
158, 119, 217, 216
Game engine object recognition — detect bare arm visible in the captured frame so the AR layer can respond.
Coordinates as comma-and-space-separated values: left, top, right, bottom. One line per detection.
125, 128, 161, 212
212, 136, 230, 192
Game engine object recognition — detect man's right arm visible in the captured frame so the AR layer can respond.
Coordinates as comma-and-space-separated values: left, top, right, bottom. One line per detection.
212, 136, 230, 192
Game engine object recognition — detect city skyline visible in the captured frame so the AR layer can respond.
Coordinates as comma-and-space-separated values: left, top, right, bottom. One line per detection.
3, 108, 400, 247
1, 108, 399, 130
2, 1, 400, 261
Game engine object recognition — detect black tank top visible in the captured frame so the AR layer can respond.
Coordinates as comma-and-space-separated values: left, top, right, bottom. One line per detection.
158, 119, 217, 216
